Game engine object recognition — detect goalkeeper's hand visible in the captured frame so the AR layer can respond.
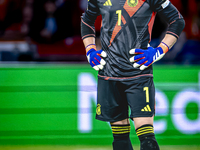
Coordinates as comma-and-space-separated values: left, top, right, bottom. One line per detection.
129, 42, 169, 70
86, 44, 107, 71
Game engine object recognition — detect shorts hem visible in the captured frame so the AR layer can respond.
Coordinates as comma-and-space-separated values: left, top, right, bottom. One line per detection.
95, 116, 128, 123
130, 113, 155, 120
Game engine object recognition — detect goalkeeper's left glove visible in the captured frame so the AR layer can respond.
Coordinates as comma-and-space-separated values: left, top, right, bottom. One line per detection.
129, 42, 169, 70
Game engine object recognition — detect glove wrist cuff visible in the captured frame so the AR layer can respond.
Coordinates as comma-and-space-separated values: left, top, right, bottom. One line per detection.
158, 42, 169, 53
86, 44, 96, 54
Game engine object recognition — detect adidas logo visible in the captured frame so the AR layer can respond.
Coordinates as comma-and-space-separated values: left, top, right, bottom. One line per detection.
103, 0, 112, 6
141, 105, 152, 112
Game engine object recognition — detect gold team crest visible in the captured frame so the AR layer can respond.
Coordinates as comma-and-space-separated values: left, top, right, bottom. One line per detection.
96, 104, 101, 115
127, 0, 138, 7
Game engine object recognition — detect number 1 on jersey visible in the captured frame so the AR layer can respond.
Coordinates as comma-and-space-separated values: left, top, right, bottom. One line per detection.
144, 87, 149, 103
116, 10, 122, 26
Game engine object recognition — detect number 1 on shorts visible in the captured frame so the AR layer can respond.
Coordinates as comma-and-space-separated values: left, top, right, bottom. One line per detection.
144, 87, 149, 103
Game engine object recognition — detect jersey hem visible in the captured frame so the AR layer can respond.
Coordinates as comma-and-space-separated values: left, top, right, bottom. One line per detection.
98, 74, 153, 81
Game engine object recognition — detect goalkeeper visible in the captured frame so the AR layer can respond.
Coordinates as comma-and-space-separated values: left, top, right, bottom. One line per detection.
81, 0, 185, 150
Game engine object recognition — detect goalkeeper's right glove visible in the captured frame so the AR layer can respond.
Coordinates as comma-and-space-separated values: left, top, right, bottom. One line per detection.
86, 44, 107, 71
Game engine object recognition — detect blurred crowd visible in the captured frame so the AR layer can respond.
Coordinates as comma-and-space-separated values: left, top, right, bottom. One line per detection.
0, 0, 199, 63
0, 0, 84, 42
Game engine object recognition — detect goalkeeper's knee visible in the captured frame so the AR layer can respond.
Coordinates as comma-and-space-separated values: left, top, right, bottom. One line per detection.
136, 124, 159, 150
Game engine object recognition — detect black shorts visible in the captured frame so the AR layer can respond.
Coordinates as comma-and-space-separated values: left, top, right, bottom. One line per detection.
95, 76, 155, 122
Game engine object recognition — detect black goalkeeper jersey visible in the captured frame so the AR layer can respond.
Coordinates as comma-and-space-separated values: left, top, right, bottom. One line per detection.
81, 0, 184, 79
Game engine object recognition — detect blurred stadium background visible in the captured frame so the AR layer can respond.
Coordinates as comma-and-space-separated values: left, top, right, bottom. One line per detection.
0, 0, 200, 150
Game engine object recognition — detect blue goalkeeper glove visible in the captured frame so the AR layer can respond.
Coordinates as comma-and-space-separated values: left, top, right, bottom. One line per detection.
86, 44, 107, 71
129, 42, 169, 70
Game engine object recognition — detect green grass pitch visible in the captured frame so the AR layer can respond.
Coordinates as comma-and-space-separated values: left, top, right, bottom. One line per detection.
0, 145, 200, 150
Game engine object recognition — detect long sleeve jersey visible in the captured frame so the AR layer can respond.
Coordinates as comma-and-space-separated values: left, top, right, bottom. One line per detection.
81, 0, 185, 79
